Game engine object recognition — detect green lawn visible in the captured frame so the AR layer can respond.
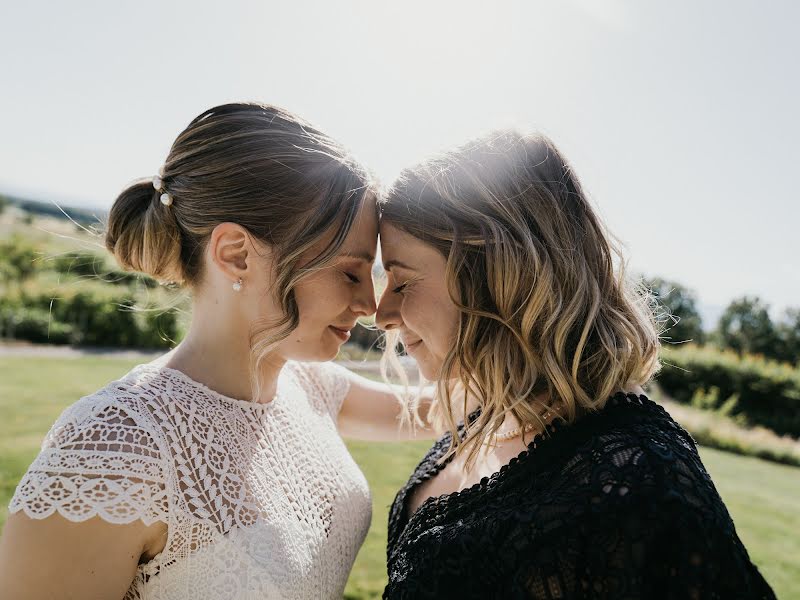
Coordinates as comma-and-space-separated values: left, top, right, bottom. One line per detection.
1, 356, 797, 598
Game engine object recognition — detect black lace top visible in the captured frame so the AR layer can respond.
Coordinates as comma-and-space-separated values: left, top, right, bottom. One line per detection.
384, 392, 776, 599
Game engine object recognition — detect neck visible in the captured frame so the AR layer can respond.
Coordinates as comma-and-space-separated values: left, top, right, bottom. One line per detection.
164, 300, 285, 405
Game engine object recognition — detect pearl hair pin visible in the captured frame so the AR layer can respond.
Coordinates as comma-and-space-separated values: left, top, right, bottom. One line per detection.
153, 165, 172, 206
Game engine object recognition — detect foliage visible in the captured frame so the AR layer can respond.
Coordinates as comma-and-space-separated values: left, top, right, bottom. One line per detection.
714, 296, 779, 356
657, 344, 800, 437
0, 236, 39, 281
47, 251, 159, 288
644, 276, 705, 344
710, 296, 800, 365
0, 213, 183, 349
0, 306, 74, 344
648, 386, 800, 467
0, 292, 178, 348
775, 308, 800, 366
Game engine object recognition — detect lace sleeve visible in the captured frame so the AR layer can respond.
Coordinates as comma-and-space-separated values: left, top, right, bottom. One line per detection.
294, 360, 352, 421
512, 490, 776, 599
8, 396, 168, 526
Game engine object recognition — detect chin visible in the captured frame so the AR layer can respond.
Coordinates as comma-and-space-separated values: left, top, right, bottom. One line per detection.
280, 338, 341, 363
416, 358, 444, 382
310, 341, 341, 362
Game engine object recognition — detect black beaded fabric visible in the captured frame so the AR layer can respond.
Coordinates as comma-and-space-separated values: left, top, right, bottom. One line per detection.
384, 392, 776, 599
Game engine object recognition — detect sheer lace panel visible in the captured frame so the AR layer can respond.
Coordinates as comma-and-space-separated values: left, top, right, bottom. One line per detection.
9, 396, 167, 525
294, 360, 351, 422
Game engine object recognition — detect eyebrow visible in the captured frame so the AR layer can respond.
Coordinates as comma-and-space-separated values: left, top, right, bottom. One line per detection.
341, 251, 376, 263
382, 259, 416, 272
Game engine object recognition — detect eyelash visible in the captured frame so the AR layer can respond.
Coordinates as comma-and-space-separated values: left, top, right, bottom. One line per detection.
392, 282, 408, 294
344, 272, 360, 284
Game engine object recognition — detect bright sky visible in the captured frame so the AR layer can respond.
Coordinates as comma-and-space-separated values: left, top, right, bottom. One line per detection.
1, 0, 798, 319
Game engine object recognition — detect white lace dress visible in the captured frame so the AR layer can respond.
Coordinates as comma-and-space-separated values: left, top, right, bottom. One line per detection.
8, 356, 372, 599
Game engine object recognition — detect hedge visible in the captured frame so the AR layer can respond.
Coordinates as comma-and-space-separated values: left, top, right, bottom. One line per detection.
657, 344, 800, 438
0, 293, 179, 349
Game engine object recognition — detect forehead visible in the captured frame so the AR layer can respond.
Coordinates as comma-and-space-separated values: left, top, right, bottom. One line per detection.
339, 197, 378, 256
379, 223, 442, 268
299, 197, 378, 265
379, 222, 414, 253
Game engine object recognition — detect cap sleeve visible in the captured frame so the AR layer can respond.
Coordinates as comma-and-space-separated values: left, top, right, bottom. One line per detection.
291, 360, 352, 421
8, 395, 168, 526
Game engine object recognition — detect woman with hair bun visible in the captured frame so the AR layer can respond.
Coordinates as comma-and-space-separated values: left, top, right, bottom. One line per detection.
376, 131, 776, 599
0, 102, 434, 600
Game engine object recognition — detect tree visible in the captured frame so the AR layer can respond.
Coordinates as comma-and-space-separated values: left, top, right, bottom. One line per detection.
715, 296, 780, 358
645, 277, 705, 345
775, 308, 800, 365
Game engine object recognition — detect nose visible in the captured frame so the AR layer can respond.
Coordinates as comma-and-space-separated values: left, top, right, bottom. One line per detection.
376, 286, 402, 331
351, 276, 377, 318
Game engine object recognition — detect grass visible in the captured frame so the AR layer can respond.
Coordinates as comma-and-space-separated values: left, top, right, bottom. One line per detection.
698, 447, 799, 596
343, 440, 429, 599
1, 355, 797, 598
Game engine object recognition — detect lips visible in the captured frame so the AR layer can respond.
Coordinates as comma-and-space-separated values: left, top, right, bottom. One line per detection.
402, 338, 422, 351
329, 325, 353, 341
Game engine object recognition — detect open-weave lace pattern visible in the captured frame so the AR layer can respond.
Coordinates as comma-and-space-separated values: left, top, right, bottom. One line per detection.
9, 357, 371, 600
384, 393, 776, 599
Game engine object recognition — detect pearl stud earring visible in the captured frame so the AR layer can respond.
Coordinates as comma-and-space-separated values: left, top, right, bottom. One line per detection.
232, 278, 243, 292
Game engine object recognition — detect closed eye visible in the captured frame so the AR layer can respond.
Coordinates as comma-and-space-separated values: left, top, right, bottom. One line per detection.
392, 283, 407, 294
345, 272, 360, 284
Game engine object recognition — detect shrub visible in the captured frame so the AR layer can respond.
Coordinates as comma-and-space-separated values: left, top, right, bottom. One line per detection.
48, 252, 158, 288
3, 291, 178, 349
0, 237, 39, 281
657, 344, 800, 437
0, 306, 74, 345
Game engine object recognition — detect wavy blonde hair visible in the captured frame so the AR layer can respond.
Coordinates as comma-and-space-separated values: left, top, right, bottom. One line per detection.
380, 130, 661, 465
105, 102, 375, 401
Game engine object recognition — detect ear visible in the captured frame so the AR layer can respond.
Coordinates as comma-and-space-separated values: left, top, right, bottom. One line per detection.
208, 222, 270, 284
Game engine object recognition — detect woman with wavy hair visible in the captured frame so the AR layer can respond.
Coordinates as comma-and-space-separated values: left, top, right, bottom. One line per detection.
0, 103, 433, 600
376, 131, 775, 599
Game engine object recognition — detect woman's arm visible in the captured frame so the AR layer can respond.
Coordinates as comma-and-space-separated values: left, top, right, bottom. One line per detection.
1, 395, 170, 599
337, 369, 439, 441
0, 511, 162, 600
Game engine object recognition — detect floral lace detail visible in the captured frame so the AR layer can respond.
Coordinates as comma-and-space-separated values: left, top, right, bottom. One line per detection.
384, 393, 776, 599
9, 357, 371, 600
9, 398, 167, 525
